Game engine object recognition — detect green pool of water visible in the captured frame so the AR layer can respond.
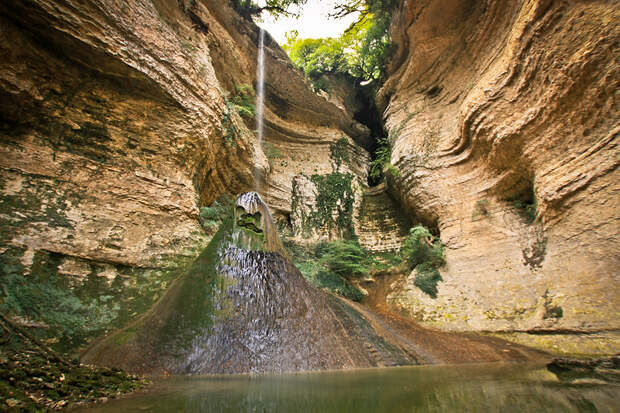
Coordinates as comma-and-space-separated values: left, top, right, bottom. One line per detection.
74, 363, 618, 412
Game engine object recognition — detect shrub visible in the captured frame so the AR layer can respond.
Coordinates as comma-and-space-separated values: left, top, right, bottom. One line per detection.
262, 142, 282, 161
512, 199, 537, 223
318, 240, 369, 278
401, 226, 445, 270
472, 198, 490, 219
284, 239, 368, 302
369, 135, 393, 181
220, 84, 256, 146
401, 225, 445, 298
199, 195, 234, 233
316, 269, 364, 302
413, 263, 442, 299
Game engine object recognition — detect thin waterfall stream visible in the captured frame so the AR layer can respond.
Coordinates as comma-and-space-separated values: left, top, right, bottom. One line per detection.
255, 27, 266, 190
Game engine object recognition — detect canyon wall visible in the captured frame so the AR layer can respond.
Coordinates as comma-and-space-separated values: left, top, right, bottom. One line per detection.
1, 0, 617, 357
0, 0, 369, 346
379, 0, 619, 354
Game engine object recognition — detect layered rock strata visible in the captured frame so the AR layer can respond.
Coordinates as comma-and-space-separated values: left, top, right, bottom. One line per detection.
378, 0, 619, 354
0, 0, 369, 345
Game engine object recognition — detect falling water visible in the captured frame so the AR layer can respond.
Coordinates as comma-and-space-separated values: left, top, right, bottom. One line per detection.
255, 27, 266, 189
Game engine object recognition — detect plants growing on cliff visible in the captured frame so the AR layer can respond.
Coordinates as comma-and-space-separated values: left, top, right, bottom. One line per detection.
369, 134, 396, 181
0, 249, 119, 352
230, 0, 308, 19
401, 226, 445, 298
472, 198, 490, 219
220, 84, 256, 146
283, 239, 368, 302
262, 141, 283, 162
317, 240, 370, 278
199, 195, 234, 233
330, 137, 350, 171
310, 172, 356, 237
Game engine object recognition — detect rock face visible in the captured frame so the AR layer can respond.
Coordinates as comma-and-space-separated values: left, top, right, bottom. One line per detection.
378, 0, 619, 353
1, 0, 618, 358
82, 193, 546, 375
81, 192, 415, 374
0, 0, 369, 345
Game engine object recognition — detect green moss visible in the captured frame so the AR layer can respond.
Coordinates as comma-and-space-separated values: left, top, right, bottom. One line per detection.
309, 172, 355, 237
110, 328, 137, 346
0, 248, 121, 352
329, 137, 350, 171
0, 326, 149, 411
0, 224, 208, 355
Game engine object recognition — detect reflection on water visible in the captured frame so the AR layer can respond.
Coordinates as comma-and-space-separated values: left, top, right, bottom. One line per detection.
75, 363, 618, 413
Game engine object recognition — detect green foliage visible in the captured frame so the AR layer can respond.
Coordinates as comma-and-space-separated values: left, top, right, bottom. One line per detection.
283, 239, 368, 302
317, 240, 369, 278
310, 172, 355, 236
369, 251, 402, 272
199, 195, 234, 233
369, 135, 394, 181
330, 137, 350, 171
230, 84, 256, 118
472, 198, 490, 219
413, 263, 443, 299
402, 226, 445, 270
315, 269, 364, 302
401, 225, 445, 298
512, 199, 537, 223
230, 0, 308, 19
338, 0, 395, 81
282, 0, 396, 84
262, 141, 283, 161
220, 84, 256, 146
283, 35, 349, 90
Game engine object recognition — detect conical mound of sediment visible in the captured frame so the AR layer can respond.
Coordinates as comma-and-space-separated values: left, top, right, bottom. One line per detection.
83, 192, 546, 375
81, 193, 417, 374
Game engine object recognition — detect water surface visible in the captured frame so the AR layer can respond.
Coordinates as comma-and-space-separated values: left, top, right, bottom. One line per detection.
75, 363, 618, 413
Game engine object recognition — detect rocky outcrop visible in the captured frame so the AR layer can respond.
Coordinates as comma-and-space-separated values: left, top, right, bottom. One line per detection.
357, 183, 410, 253
378, 0, 619, 354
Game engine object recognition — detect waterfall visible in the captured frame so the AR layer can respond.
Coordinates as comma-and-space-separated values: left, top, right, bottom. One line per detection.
255, 27, 266, 189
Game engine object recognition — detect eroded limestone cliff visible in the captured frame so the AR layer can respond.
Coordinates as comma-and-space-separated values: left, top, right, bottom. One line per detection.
378, 0, 619, 354
0, 0, 617, 358
0, 0, 370, 347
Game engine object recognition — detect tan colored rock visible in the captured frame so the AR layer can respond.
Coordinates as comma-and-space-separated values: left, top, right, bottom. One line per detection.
0, 0, 370, 343
378, 0, 619, 353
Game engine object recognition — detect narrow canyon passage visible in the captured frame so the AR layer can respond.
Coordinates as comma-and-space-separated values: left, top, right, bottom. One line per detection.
0, 0, 617, 410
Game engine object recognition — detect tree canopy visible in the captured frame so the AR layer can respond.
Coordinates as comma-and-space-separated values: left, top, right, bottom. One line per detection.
282, 0, 396, 86
230, 0, 308, 19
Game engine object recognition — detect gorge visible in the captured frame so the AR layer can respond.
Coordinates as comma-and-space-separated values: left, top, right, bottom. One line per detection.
0, 0, 618, 410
